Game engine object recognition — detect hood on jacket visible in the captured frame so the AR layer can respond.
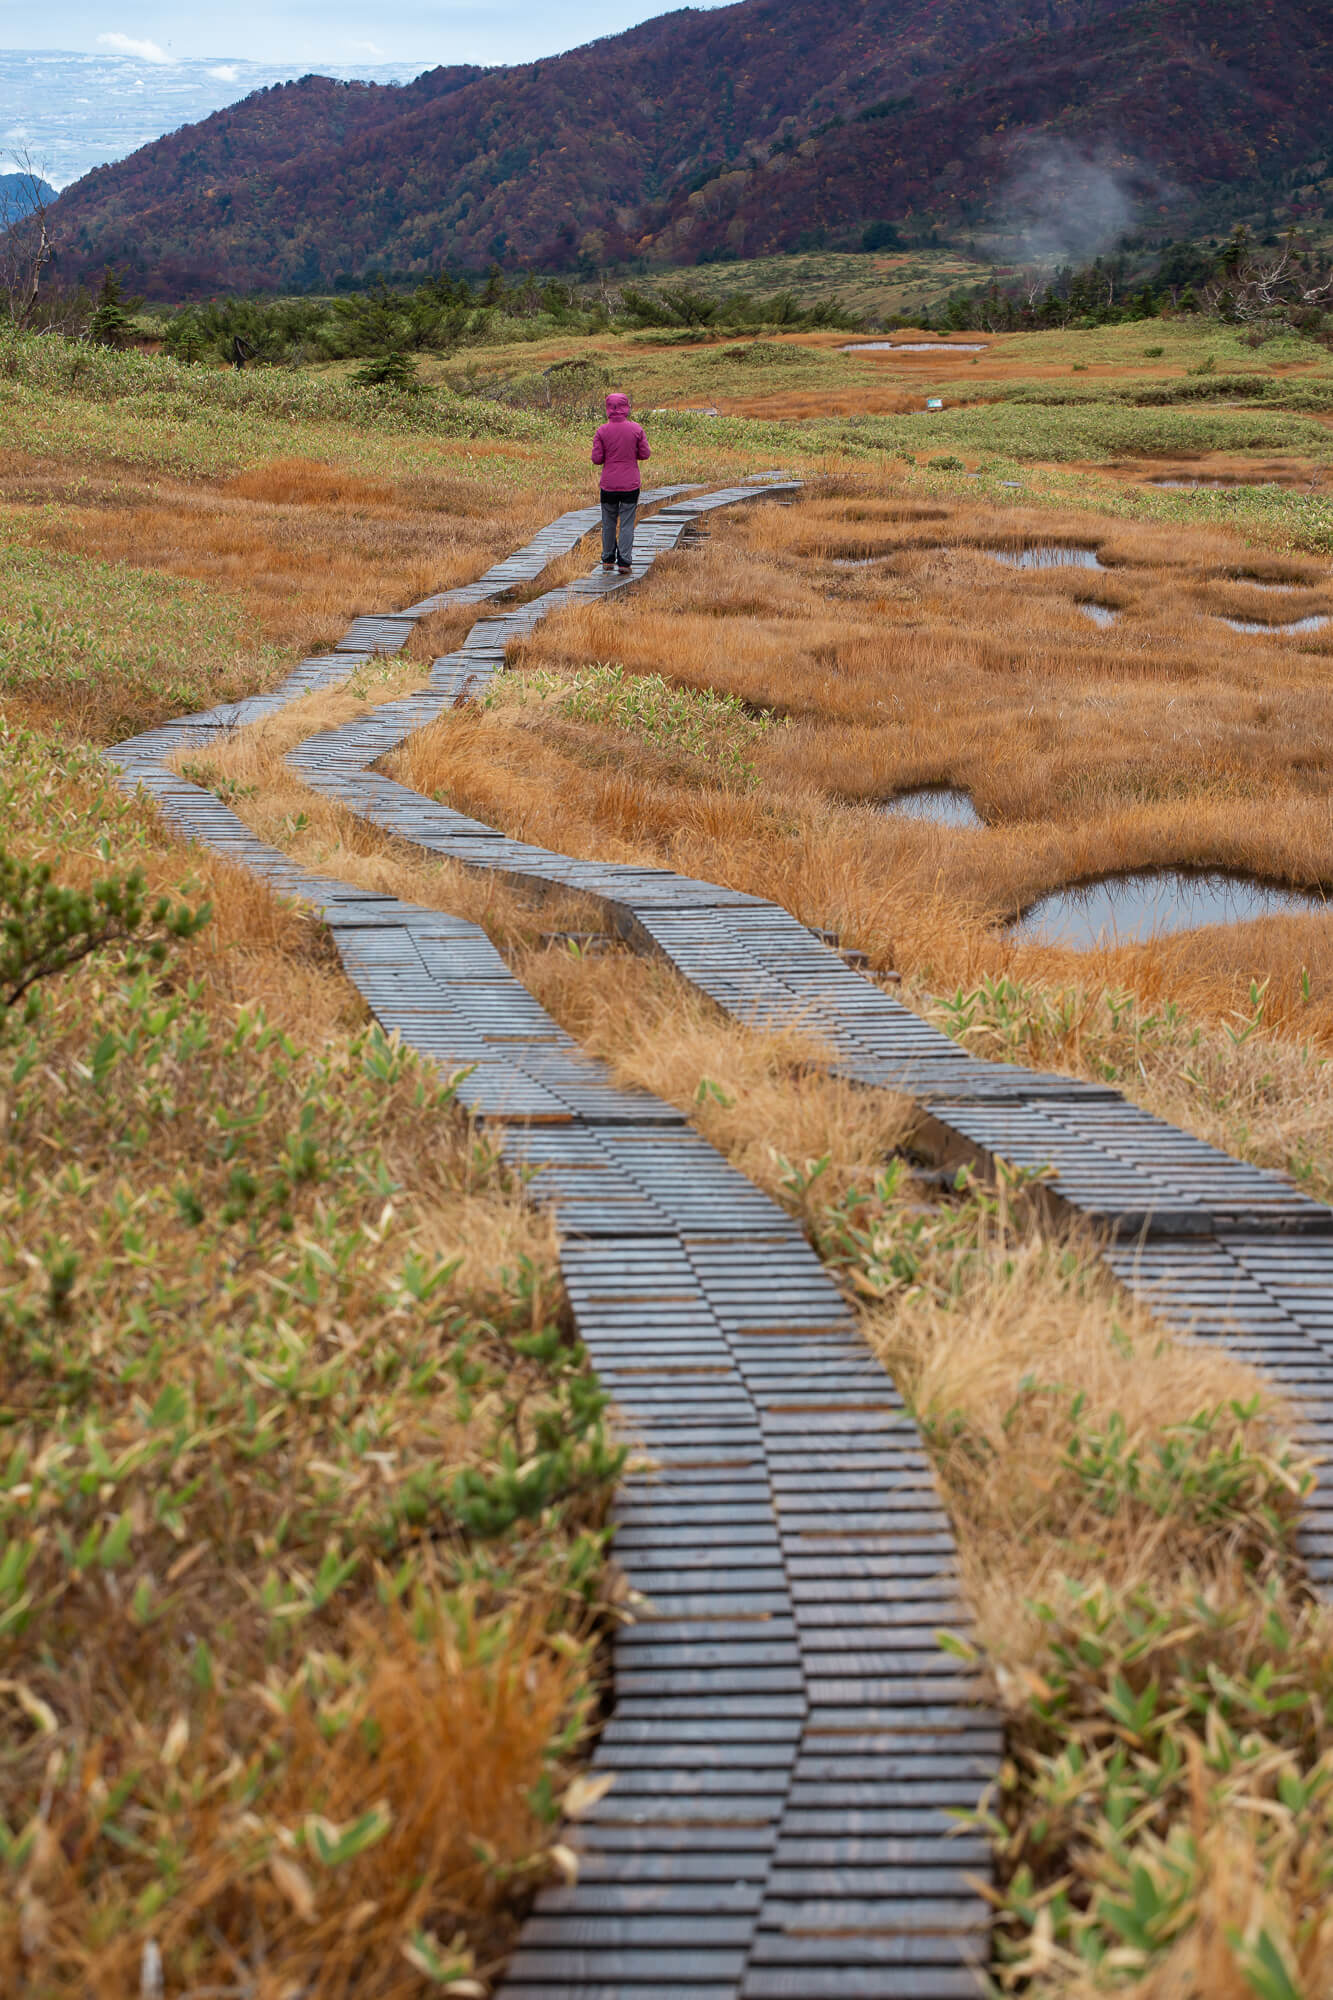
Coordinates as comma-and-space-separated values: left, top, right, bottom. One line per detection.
604, 392, 632, 418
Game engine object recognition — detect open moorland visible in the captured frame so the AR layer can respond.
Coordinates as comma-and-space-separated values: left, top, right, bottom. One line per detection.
5, 313, 1333, 1995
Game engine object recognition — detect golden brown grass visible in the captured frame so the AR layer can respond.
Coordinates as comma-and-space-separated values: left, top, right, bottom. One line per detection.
0, 729, 619, 1998
870, 1235, 1297, 1622
373, 475, 1333, 1088
839, 1186, 1328, 2000
0, 451, 588, 659
519, 939, 915, 1198
1080, 450, 1329, 490
505, 942, 1333, 1997
63, 424, 1333, 1994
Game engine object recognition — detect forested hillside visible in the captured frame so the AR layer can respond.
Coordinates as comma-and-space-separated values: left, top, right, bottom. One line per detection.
47, 0, 1333, 293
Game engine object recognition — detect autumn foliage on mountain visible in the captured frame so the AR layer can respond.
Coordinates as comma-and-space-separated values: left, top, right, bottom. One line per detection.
50, 0, 1333, 294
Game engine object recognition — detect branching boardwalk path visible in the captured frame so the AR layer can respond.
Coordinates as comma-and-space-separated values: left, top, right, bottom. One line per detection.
108, 484, 998, 2000
282, 488, 1333, 1604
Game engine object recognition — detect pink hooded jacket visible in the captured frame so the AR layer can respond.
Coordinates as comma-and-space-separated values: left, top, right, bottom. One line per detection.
591, 392, 651, 492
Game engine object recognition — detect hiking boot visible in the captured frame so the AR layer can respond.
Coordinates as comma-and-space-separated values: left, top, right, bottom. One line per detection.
617, 562, 633, 574
601, 560, 617, 571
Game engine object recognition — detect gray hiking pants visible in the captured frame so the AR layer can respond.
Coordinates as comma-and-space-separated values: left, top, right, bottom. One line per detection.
600, 491, 639, 565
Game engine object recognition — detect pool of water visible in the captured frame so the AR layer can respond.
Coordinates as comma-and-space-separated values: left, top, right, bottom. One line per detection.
992, 546, 1106, 571
1080, 603, 1119, 628
1221, 614, 1329, 636
1012, 869, 1328, 948
1148, 477, 1273, 491
882, 787, 985, 829
841, 341, 989, 353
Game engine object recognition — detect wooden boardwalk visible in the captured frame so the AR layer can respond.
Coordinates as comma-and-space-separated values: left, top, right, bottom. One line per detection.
281, 487, 1333, 1601
107, 484, 997, 1999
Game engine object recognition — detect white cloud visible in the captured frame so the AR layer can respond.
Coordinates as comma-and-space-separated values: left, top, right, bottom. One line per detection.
97, 32, 174, 64
347, 40, 388, 57
206, 64, 241, 81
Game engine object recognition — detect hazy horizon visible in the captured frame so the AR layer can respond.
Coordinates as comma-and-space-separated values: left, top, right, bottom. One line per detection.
1, 1, 737, 69
1, 3, 739, 187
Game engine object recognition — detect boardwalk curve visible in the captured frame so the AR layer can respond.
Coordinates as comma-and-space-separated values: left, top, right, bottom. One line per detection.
106, 483, 998, 2000
281, 490, 1333, 1594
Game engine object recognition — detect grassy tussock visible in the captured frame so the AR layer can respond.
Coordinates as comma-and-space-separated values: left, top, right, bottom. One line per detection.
835, 1183, 1327, 1999
498, 940, 1333, 1996
369, 476, 1333, 1175
14, 327, 1333, 1990
0, 451, 588, 720
0, 730, 618, 1996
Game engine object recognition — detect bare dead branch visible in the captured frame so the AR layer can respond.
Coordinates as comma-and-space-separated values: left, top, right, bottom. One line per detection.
0, 146, 59, 332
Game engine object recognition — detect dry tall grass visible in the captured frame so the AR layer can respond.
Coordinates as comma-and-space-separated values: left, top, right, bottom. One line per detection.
0, 450, 588, 660
510, 942, 1332, 1998
106, 448, 1333, 1994
365, 479, 1333, 1181
0, 729, 616, 1997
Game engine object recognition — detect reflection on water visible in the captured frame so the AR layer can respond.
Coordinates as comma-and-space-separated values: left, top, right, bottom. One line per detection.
1080, 603, 1119, 628
841, 340, 988, 352
1012, 869, 1328, 948
882, 787, 985, 829
1221, 614, 1329, 636
1148, 478, 1282, 491
992, 546, 1105, 570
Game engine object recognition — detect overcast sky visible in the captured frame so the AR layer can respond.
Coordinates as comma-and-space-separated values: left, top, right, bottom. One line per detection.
0, 1, 736, 66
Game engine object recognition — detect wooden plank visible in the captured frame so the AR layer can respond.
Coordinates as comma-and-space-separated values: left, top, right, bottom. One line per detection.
108, 485, 1017, 2000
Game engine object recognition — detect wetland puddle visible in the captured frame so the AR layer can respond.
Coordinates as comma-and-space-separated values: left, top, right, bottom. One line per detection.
841, 340, 988, 353
882, 787, 984, 829
1012, 869, 1328, 948
1221, 614, 1329, 636
1080, 603, 1119, 628
992, 546, 1105, 571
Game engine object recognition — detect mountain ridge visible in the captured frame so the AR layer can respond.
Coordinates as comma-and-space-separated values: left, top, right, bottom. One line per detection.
47, 0, 1332, 294
0, 171, 58, 218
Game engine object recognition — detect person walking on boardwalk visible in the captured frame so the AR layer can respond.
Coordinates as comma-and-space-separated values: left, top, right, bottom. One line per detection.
592, 391, 651, 574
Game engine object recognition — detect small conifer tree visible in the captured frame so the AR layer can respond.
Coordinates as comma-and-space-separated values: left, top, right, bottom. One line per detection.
353, 345, 420, 392
87, 270, 139, 348
163, 306, 208, 364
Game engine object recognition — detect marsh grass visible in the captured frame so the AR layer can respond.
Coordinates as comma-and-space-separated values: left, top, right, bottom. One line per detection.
0, 532, 288, 741
0, 451, 587, 687
840, 1181, 1328, 2000
14, 324, 1333, 1993
394, 477, 1333, 1058
0, 727, 621, 1996
501, 941, 1333, 1996
166, 638, 1333, 1999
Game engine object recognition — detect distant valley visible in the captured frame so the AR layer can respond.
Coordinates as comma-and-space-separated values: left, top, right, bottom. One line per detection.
0, 48, 425, 189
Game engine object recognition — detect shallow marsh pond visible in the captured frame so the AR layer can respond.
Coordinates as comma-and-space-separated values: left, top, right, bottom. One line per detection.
992, 546, 1105, 571
881, 787, 985, 829
1221, 614, 1329, 636
1011, 869, 1329, 948
840, 340, 988, 353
